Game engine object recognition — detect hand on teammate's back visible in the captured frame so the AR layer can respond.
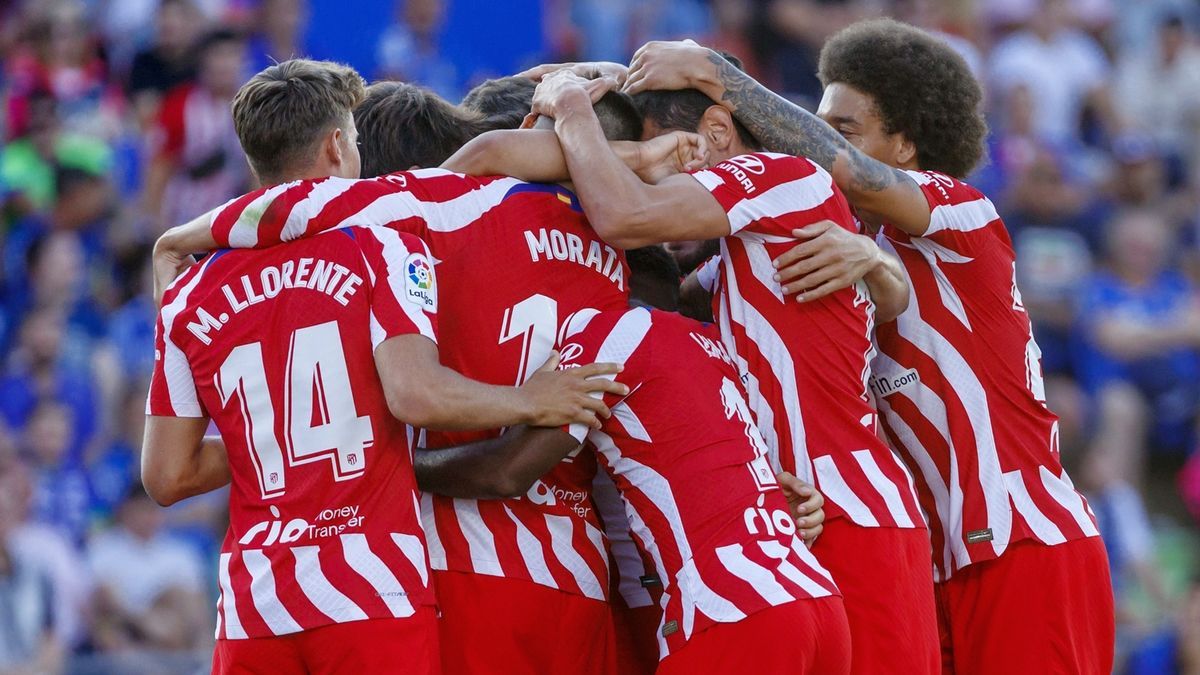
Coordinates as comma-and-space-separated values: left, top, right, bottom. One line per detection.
519, 352, 629, 430
624, 39, 713, 95
772, 221, 883, 302
777, 471, 826, 546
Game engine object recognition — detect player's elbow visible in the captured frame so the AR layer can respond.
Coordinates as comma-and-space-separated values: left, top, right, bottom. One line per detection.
589, 204, 658, 250
874, 292, 910, 324
441, 131, 497, 175
385, 386, 445, 430
141, 462, 188, 507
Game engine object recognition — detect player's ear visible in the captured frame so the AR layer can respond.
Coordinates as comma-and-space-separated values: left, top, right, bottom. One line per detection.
325, 126, 345, 166
699, 105, 735, 154
895, 135, 917, 168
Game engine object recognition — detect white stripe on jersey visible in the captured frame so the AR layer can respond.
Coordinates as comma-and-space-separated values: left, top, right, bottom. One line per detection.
714, 543, 795, 606
895, 279, 1012, 557
851, 449, 916, 528
1039, 467, 1100, 538
789, 537, 836, 585
567, 309, 653, 441
420, 493, 447, 570
154, 255, 219, 417
340, 533, 416, 618
759, 540, 833, 598
718, 247, 808, 482
813, 456, 880, 527
217, 553, 246, 639
226, 182, 295, 248
707, 169, 835, 234
1002, 472, 1066, 545
929, 199, 1001, 235
242, 549, 303, 634
744, 241, 784, 302
291, 546, 369, 623
391, 533, 430, 587
677, 557, 745, 635
453, 499, 504, 576
502, 505, 558, 588
611, 401, 650, 442
715, 281, 781, 469
546, 514, 606, 601
907, 237, 974, 330
371, 227, 436, 342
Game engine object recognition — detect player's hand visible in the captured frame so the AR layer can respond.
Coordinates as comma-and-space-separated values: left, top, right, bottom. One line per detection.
518, 61, 629, 87
532, 70, 619, 120
624, 39, 715, 95
152, 238, 196, 307
772, 221, 883, 302
630, 131, 709, 183
777, 471, 825, 546
519, 352, 629, 429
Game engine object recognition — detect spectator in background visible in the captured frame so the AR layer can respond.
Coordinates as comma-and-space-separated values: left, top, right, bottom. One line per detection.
246, 0, 323, 73
23, 401, 94, 548
126, 0, 204, 130
87, 486, 208, 654
0, 453, 66, 675
0, 89, 111, 214
89, 387, 147, 519
1113, 13, 1200, 185
376, 0, 459, 100
1077, 209, 1200, 487
989, 0, 1117, 146
141, 29, 248, 232
5, 1, 124, 142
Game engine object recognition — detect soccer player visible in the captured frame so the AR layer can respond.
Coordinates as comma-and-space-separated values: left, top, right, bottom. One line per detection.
624, 21, 1114, 674
466, 69, 939, 672
150, 76, 701, 675
141, 60, 626, 674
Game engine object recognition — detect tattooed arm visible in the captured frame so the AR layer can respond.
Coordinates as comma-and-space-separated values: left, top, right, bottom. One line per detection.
625, 40, 933, 236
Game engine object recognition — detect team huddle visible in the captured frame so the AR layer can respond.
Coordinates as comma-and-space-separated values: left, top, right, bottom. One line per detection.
141, 17, 1115, 675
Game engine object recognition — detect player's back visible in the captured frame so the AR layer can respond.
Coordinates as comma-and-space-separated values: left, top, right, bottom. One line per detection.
559, 307, 839, 658
151, 226, 436, 639
691, 152, 922, 530
874, 171, 1098, 579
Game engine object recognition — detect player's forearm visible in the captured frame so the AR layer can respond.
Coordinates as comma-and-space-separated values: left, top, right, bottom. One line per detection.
391, 365, 535, 432
442, 128, 654, 184
157, 215, 219, 258
692, 50, 931, 234
864, 251, 910, 323
554, 91, 663, 248
415, 426, 579, 499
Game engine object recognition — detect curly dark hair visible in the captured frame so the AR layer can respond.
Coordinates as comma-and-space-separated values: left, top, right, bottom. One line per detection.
818, 19, 987, 178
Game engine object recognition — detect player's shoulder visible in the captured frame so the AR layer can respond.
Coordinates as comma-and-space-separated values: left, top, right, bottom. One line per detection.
904, 170, 988, 206
558, 307, 657, 357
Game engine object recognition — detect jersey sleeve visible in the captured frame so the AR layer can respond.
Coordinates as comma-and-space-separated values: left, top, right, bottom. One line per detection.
688, 152, 841, 236
557, 308, 655, 442
210, 169, 523, 250
356, 227, 439, 348
904, 170, 1003, 254
146, 275, 204, 418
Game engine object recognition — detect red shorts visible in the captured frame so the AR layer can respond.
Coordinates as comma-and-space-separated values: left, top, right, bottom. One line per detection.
812, 518, 940, 674
211, 609, 439, 675
433, 570, 614, 675
655, 597, 851, 675
611, 599, 660, 675
936, 536, 1114, 675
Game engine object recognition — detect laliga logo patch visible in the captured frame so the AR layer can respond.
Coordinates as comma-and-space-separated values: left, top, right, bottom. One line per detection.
404, 254, 436, 310
725, 154, 766, 175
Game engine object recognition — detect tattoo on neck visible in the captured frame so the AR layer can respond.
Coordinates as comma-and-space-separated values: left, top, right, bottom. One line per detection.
705, 51, 901, 194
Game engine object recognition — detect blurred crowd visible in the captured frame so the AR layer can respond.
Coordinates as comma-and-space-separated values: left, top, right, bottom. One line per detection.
0, 0, 1197, 672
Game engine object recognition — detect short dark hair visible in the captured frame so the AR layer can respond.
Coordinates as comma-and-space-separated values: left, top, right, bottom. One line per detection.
593, 90, 642, 142
818, 19, 986, 178
461, 76, 537, 131
231, 59, 366, 183
626, 245, 681, 311
195, 27, 243, 59
632, 51, 758, 148
355, 81, 484, 176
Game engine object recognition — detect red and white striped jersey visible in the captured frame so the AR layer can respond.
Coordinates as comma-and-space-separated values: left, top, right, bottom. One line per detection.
873, 171, 1099, 581
690, 153, 923, 530
208, 170, 626, 600
146, 227, 438, 639
560, 308, 838, 658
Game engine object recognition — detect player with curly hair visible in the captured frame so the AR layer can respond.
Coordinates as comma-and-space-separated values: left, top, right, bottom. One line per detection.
624, 18, 1114, 675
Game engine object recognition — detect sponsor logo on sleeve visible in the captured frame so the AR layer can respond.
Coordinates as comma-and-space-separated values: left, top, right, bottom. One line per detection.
404, 253, 436, 311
